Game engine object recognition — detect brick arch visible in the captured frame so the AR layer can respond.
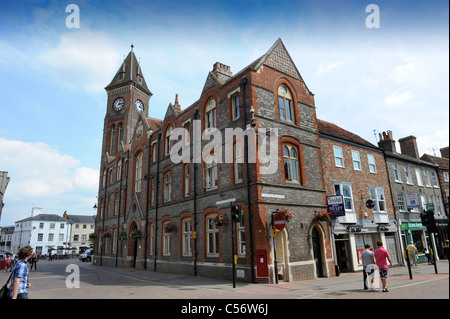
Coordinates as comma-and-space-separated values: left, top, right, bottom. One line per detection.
279, 135, 306, 186
273, 78, 300, 126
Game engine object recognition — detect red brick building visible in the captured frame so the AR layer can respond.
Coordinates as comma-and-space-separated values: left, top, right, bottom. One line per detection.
94, 39, 335, 283
318, 120, 400, 272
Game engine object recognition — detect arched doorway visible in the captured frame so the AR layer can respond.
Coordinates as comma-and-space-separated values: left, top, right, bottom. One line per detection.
128, 221, 138, 268
312, 226, 324, 278
272, 228, 290, 282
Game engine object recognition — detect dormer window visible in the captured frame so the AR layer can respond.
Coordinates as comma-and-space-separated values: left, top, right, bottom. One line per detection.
137, 74, 143, 84
118, 72, 125, 81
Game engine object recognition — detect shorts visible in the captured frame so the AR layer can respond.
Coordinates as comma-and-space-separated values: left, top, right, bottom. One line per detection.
379, 268, 388, 279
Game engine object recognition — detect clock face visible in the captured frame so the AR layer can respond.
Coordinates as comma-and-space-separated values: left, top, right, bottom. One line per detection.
113, 97, 124, 111
135, 100, 144, 112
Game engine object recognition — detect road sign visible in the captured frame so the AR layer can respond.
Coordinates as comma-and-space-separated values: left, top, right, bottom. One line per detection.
327, 195, 345, 217
273, 214, 286, 231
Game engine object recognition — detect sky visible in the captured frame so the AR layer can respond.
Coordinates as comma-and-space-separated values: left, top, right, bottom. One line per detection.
0, 0, 448, 226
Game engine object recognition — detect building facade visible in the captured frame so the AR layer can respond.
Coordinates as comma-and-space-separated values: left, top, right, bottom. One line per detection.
94, 39, 336, 283
11, 214, 71, 256
63, 211, 95, 254
0, 171, 10, 222
378, 133, 446, 263
318, 120, 400, 273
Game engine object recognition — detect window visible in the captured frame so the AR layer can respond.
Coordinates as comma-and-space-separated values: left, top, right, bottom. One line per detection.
206, 216, 219, 257
370, 187, 386, 212
184, 165, 190, 197
39, 223, 44, 229
352, 150, 361, 170
164, 171, 172, 202
102, 168, 107, 188
60, 223, 65, 229
118, 123, 123, 147
234, 142, 243, 183
431, 172, 439, 187
404, 167, 413, 184
48, 233, 54, 242
165, 125, 173, 155
238, 219, 246, 257
117, 159, 122, 181
135, 152, 143, 192
37, 233, 43, 241
205, 99, 217, 131
182, 219, 193, 257
283, 144, 300, 182
232, 94, 240, 120
397, 192, 406, 211
334, 183, 354, 211
278, 85, 293, 121
368, 154, 377, 173
424, 171, 431, 187
110, 124, 116, 154
163, 221, 171, 256
151, 177, 155, 205
59, 234, 64, 241
333, 146, 344, 167
393, 164, 401, 182
183, 122, 190, 146
205, 153, 218, 190
114, 194, 119, 216
415, 168, 423, 186
50, 223, 55, 229
444, 172, 449, 182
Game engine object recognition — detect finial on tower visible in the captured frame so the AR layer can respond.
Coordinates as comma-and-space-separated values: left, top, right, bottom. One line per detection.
131, 43, 134, 51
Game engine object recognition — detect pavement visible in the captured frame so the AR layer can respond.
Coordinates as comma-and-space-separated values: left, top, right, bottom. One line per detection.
1, 258, 448, 301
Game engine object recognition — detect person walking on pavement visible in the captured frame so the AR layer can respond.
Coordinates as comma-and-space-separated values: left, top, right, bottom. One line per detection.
374, 240, 392, 292
29, 253, 38, 271
406, 241, 418, 266
361, 244, 376, 291
4, 254, 11, 272
8, 246, 33, 299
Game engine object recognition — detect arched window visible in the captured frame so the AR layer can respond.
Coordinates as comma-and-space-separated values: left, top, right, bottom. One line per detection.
118, 123, 123, 148
234, 142, 243, 183
135, 152, 143, 192
162, 220, 171, 256
206, 214, 219, 257
110, 124, 116, 154
283, 144, 300, 182
182, 218, 193, 257
165, 125, 173, 155
278, 86, 294, 122
163, 171, 172, 202
205, 153, 218, 190
205, 98, 217, 131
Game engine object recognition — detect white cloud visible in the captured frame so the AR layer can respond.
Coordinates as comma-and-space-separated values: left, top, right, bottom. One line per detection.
316, 60, 344, 76
384, 90, 415, 107
0, 137, 99, 224
37, 29, 123, 92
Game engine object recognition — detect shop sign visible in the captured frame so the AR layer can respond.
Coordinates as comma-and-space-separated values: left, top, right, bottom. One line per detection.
405, 193, 420, 208
400, 222, 426, 230
327, 195, 345, 217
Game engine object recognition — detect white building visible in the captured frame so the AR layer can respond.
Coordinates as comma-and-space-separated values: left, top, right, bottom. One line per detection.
11, 214, 71, 256
63, 212, 95, 254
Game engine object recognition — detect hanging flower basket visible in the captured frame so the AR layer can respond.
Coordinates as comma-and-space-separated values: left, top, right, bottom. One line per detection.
89, 233, 97, 239
164, 222, 177, 233
314, 210, 330, 222
213, 214, 229, 226
278, 209, 294, 222
118, 231, 127, 240
101, 232, 111, 238
130, 230, 142, 239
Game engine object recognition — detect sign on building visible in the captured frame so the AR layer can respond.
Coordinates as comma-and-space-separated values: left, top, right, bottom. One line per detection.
406, 193, 420, 208
327, 195, 345, 217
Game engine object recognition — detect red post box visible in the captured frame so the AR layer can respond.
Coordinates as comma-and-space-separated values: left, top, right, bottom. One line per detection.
256, 250, 268, 277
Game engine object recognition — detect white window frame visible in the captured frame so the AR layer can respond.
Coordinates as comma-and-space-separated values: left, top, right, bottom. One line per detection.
206, 216, 219, 257
352, 150, 361, 171
393, 164, 402, 183
415, 168, 423, 186
370, 186, 386, 212
333, 146, 344, 168
367, 154, 377, 173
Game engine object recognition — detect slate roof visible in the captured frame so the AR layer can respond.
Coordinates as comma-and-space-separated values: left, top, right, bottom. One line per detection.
420, 154, 449, 169
17, 214, 68, 223
317, 119, 378, 149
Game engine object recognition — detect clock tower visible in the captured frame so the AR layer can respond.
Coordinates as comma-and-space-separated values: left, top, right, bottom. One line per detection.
101, 45, 152, 159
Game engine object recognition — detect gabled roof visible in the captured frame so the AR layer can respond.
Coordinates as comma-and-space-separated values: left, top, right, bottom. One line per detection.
105, 49, 151, 95
317, 119, 378, 149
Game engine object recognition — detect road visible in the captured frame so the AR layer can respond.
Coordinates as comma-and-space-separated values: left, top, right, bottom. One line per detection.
1, 258, 448, 315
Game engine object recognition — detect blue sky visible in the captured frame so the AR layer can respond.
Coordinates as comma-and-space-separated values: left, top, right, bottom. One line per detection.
0, 0, 448, 226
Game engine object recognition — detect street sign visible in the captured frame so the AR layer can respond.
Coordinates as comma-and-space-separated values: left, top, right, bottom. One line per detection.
327, 195, 345, 217
216, 198, 236, 205
273, 214, 286, 231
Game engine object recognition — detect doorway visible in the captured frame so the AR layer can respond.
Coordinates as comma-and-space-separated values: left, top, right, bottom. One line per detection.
335, 234, 351, 272
312, 227, 324, 277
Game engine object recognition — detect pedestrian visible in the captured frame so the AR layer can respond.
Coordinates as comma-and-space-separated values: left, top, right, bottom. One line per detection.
4, 254, 11, 272
406, 241, 418, 266
360, 244, 375, 291
443, 240, 450, 261
424, 249, 433, 265
48, 250, 53, 261
374, 240, 392, 292
29, 253, 38, 271
8, 246, 33, 299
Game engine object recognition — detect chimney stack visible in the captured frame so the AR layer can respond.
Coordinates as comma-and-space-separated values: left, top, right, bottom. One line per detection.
398, 135, 419, 159
377, 130, 397, 153
63, 210, 68, 219
212, 62, 232, 82
440, 147, 449, 159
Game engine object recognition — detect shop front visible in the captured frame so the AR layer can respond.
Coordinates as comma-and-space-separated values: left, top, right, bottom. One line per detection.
332, 220, 400, 272
400, 221, 430, 263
